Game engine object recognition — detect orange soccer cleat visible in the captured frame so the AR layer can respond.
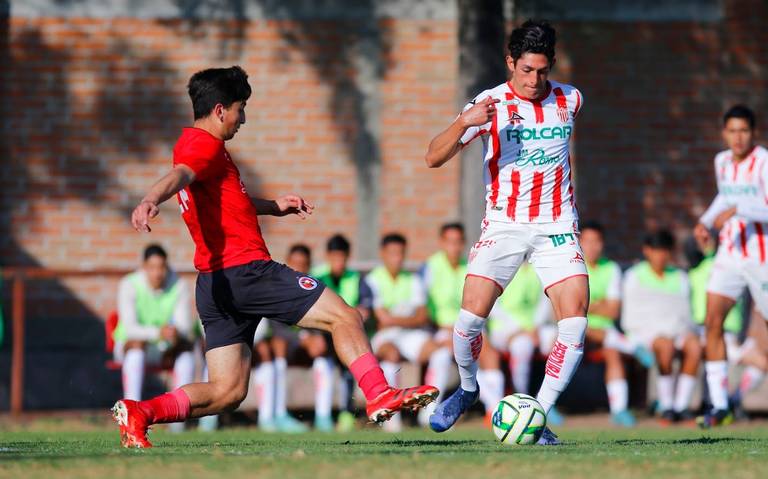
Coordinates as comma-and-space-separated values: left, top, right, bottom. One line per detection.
366, 385, 439, 424
112, 399, 153, 448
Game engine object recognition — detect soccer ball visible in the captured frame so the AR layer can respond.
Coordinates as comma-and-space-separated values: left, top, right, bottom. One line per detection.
491, 393, 547, 445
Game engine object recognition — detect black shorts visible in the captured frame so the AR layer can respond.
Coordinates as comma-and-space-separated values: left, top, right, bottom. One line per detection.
196, 260, 326, 352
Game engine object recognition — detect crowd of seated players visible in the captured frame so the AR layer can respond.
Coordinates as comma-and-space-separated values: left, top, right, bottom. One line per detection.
110, 221, 768, 431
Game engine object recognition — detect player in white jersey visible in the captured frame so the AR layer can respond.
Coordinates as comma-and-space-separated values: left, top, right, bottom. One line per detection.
424, 20, 588, 445
695, 105, 768, 427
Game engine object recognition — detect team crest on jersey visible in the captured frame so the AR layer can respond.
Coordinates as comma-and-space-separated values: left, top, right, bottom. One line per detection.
557, 107, 570, 123
298, 276, 318, 290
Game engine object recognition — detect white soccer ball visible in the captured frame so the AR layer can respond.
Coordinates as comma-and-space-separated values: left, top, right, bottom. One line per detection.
491, 393, 547, 445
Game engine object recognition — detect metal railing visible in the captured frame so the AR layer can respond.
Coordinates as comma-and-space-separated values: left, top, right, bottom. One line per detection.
0, 267, 197, 416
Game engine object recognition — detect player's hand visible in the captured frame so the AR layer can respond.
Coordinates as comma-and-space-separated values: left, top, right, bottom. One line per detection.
693, 223, 711, 247
131, 200, 159, 233
714, 206, 737, 230
274, 195, 314, 219
460, 96, 500, 128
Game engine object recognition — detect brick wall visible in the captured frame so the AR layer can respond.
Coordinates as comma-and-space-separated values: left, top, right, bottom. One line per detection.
2, 0, 768, 324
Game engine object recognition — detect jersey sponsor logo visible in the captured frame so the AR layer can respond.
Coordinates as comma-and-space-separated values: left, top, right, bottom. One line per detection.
506, 126, 572, 144
571, 252, 585, 264
298, 276, 318, 290
545, 340, 568, 379
721, 184, 759, 196
514, 148, 559, 167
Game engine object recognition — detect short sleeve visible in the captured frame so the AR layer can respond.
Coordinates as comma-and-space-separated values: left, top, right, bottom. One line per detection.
572, 88, 584, 118
174, 137, 225, 182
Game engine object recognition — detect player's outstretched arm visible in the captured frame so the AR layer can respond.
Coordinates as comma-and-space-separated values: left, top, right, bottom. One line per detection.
252, 194, 314, 219
424, 96, 499, 168
131, 165, 196, 233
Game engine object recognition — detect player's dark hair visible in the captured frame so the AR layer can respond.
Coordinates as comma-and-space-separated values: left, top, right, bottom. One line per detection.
440, 222, 465, 237
288, 243, 312, 261
508, 19, 556, 64
327, 234, 351, 254
643, 229, 676, 251
381, 233, 407, 248
187, 66, 252, 120
580, 220, 604, 237
143, 244, 167, 261
723, 104, 756, 130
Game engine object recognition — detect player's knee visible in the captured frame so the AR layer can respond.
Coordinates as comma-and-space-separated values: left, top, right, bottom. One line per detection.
454, 309, 485, 337
377, 343, 400, 363
603, 347, 621, 364
221, 384, 249, 411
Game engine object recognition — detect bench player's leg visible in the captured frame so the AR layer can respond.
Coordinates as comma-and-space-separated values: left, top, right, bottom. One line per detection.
297, 288, 439, 421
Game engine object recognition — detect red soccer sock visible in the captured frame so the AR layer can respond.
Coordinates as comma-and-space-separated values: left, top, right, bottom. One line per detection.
349, 352, 390, 401
139, 388, 191, 424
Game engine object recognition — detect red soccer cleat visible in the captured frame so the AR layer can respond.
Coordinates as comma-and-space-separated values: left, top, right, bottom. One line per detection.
112, 399, 153, 448
366, 385, 439, 424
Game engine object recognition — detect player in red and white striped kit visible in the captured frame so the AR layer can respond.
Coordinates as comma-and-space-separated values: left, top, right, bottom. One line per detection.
424, 20, 588, 445
695, 105, 768, 427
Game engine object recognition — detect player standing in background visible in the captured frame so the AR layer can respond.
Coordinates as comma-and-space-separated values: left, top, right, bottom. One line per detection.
113, 66, 437, 448
695, 105, 768, 427
579, 221, 654, 427
424, 20, 588, 445
689, 231, 768, 419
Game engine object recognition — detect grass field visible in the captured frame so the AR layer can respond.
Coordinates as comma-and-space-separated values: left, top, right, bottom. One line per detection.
1, 416, 766, 479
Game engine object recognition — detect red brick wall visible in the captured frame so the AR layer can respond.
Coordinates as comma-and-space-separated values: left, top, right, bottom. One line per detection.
1, 16, 459, 319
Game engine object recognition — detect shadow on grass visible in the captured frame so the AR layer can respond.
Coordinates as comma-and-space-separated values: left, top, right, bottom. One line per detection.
613, 437, 759, 447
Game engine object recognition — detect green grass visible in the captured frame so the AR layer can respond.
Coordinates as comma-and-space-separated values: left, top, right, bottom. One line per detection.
1, 421, 767, 479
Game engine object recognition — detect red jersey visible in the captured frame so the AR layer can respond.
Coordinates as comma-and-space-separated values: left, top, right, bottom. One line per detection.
173, 127, 271, 272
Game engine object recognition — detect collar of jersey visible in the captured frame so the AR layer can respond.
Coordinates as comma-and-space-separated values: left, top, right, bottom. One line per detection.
727, 145, 758, 167
506, 80, 552, 103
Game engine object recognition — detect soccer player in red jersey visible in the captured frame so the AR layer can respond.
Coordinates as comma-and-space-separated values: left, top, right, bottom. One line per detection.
112, 66, 437, 448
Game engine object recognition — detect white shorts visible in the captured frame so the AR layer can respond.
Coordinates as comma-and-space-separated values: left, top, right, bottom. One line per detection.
114, 341, 166, 364
707, 251, 768, 318
467, 219, 588, 292
371, 327, 432, 363
631, 330, 696, 351
252, 318, 271, 345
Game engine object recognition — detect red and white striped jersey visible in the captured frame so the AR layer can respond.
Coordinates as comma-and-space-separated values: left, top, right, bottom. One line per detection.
701, 146, 768, 264
459, 80, 583, 224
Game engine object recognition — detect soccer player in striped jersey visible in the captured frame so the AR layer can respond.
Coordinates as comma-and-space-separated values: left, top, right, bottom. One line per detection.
695, 105, 768, 427
424, 20, 587, 445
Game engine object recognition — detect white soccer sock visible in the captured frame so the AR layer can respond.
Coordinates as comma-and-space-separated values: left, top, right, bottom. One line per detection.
603, 328, 636, 355
381, 361, 399, 387
674, 374, 697, 413
256, 361, 276, 424
122, 348, 145, 401
535, 316, 587, 414
425, 347, 453, 402
313, 356, 334, 419
739, 366, 766, 396
705, 360, 729, 411
477, 369, 505, 412
538, 324, 558, 356
657, 375, 674, 412
453, 309, 486, 392
606, 378, 629, 414
509, 334, 535, 394
172, 351, 196, 390
274, 357, 288, 416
